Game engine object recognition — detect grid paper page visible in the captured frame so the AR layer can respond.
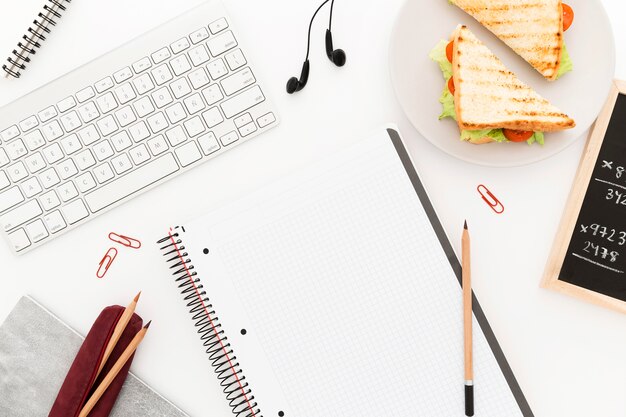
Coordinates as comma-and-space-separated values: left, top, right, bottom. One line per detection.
184, 128, 525, 417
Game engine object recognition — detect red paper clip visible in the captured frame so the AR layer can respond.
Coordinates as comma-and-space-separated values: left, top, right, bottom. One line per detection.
108, 232, 142, 249
477, 184, 505, 214
97, 247, 118, 279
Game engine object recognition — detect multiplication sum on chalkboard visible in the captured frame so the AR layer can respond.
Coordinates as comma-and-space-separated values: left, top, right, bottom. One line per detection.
544, 80, 626, 313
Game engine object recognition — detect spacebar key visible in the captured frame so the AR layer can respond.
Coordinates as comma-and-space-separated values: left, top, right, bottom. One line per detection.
85, 154, 179, 212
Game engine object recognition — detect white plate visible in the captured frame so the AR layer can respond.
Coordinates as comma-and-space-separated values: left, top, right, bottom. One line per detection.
389, 0, 615, 167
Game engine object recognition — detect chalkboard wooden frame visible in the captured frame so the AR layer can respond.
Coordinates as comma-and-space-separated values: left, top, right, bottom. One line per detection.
543, 79, 626, 313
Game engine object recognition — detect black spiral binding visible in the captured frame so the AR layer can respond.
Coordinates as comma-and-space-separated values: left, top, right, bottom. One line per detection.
2, 0, 72, 78
157, 227, 262, 417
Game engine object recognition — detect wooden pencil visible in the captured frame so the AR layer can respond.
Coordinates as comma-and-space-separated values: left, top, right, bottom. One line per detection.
95, 292, 141, 379
462, 220, 474, 416
78, 321, 151, 417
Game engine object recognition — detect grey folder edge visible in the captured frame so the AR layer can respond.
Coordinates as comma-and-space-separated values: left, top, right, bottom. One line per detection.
0, 296, 189, 417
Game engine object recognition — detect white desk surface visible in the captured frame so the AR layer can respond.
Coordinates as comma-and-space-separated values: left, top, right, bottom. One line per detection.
0, 1, 624, 416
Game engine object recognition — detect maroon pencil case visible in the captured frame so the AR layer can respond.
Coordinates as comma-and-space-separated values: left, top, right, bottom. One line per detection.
48, 305, 143, 417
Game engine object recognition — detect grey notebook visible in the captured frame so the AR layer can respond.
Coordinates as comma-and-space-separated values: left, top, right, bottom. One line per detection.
0, 296, 189, 417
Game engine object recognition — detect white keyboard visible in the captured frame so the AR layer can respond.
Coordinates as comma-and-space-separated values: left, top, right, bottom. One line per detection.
0, 1, 278, 254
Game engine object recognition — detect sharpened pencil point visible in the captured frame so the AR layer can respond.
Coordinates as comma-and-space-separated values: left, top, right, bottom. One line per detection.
464, 220, 468, 230
134, 291, 141, 302
144, 320, 152, 329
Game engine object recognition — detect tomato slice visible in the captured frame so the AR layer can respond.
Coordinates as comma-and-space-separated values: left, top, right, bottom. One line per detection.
448, 77, 455, 95
562, 3, 574, 31
446, 41, 454, 63
503, 129, 534, 142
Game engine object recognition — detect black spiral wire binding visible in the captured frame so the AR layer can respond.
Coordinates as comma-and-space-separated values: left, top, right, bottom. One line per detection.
157, 227, 262, 417
2, 0, 72, 78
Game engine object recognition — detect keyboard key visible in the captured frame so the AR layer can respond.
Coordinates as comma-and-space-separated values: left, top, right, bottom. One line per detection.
0, 172, 9, 190
170, 78, 192, 99
39, 168, 61, 189
219, 131, 239, 147
0, 149, 9, 167
165, 103, 187, 124
76, 86, 96, 103
132, 57, 152, 74
189, 45, 210, 66
21, 177, 42, 198
111, 154, 133, 174
58, 181, 78, 202
38, 106, 58, 123
44, 210, 66, 233
85, 154, 179, 212
190, 27, 209, 44
170, 37, 190, 54
24, 152, 46, 173
113, 67, 133, 83
8, 162, 28, 182
151, 64, 173, 86
129, 121, 150, 142
207, 30, 237, 56
238, 122, 258, 137
60, 111, 82, 132
76, 172, 97, 192
23, 130, 46, 151
209, 17, 229, 34
8, 228, 30, 251
151, 47, 171, 64
165, 126, 187, 147
78, 125, 101, 145
114, 106, 137, 127
147, 112, 169, 133
96, 115, 119, 137
61, 199, 89, 224
221, 67, 255, 96
25, 219, 48, 243
202, 84, 223, 105
78, 102, 100, 123
175, 142, 202, 167
0, 125, 20, 142
129, 144, 150, 165
94, 140, 115, 161
57, 96, 77, 113
221, 85, 265, 118
40, 190, 61, 211
74, 149, 96, 170
234, 113, 252, 128
60, 134, 82, 155
110, 131, 132, 152
183, 93, 206, 115
19, 116, 39, 132
57, 159, 78, 180
189, 68, 210, 90
0, 187, 24, 213
202, 107, 224, 128
183, 116, 205, 137
114, 83, 137, 105
95, 77, 114, 93
96, 92, 119, 114
7, 139, 28, 160
198, 132, 220, 155
152, 87, 174, 108
207, 58, 228, 79
0, 200, 42, 232
94, 163, 115, 184
170, 55, 192, 76
133, 73, 155, 95
42, 143, 64, 164
133, 97, 155, 118
225, 49, 246, 71
147, 135, 168, 156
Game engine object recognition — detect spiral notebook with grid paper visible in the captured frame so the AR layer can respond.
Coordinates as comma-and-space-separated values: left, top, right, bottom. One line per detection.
158, 126, 533, 417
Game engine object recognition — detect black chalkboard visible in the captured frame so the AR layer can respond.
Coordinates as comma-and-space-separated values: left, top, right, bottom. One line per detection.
558, 93, 626, 301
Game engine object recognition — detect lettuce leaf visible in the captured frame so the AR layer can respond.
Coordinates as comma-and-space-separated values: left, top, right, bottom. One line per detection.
556, 43, 573, 79
438, 88, 456, 121
429, 40, 453, 80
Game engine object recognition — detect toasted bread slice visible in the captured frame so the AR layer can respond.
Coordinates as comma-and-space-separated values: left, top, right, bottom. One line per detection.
452, 0, 563, 80
452, 25, 575, 133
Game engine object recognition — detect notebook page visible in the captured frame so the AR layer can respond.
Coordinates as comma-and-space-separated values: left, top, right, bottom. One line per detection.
182, 128, 524, 417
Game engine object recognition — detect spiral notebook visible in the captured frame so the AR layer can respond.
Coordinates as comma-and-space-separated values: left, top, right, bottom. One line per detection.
158, 127, 534, 417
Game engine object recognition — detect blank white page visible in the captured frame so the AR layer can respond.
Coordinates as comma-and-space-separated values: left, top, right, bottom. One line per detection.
179, 127, 528, 417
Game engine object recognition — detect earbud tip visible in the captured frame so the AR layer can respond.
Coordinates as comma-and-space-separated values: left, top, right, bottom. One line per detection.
332, 49, 346, 67
286, 77, 299, 94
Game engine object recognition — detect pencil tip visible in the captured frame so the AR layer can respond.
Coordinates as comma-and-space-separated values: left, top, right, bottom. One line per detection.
144, 320, 152, 329
134, 291, 141, 302
464, 220, 468, 230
